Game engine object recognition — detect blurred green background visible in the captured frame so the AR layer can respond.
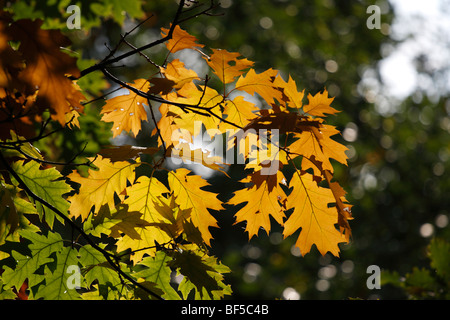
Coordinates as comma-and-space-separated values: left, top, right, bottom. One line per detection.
6, 0, 449, 299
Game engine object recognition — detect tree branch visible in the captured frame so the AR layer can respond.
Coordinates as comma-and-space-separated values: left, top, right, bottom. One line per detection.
73, 0, 188, 80
146, 98, 167, 158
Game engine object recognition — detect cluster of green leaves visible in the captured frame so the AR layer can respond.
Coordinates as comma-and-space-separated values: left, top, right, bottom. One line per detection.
0, 153, 231, 300
7, 0, 145, 30
381, 238, 450, 299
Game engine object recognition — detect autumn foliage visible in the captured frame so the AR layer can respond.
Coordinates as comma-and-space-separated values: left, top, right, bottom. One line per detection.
0, 1, 352, 300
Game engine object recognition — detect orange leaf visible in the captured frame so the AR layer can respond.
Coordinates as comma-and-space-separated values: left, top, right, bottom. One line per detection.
101, 79, 150, 138
205, 49, 254, 84
169, 82, 222, 136
323, 169, 353, 241
283, 172, 347, 256
303, 89, 339, 117
274, 74, 305, 110
219, 95, 259, 131
228, 170, 286, 239
67, 156, 137, 221
161, 25, 204, 53
234, 68, 284, 107
152, 94, 193, 148
160, 59, 199, 89
8, 19, 84, 125
168, 168, 222, 246
288, 124, 348, 172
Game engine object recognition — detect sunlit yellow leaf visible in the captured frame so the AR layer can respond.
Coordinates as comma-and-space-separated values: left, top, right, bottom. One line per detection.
228, 170, 286, 239
67, 156, 137, 221
283, 172, 347, 256
168, 168, 222, 246
101, 79, 149, 138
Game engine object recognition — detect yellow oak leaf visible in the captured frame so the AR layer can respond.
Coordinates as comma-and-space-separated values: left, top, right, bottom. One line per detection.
234, 68, 284, 107
303, 89, 339, 117
115, 226, 171, 263
147, 194, 192, 240
101, 79, 150, 138
67, 156, 137, 221
160, 59, 199, 89
169, 82, 222, 136
152, 92, 193, 148
288, 123, 348, 172
219, 95, 259, 131
273, 74, 305, 110
124, 175, 170, 224
205, 48, 254, 84
161, 25, 204, 53
283, 172, 348, 256
108, 205, 152, 240
228, 170, 286, 239
168, 168, 222, 246
114, 176, 173, 262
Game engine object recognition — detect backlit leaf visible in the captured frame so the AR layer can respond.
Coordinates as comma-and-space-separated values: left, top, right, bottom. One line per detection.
274, 74, 305, 110
288, 123, 348, 172
1, 230, 63, 291
168, 168, 222, 246
134, 251, 181, 300
7, 19, 85, 125
11, 160, 72, 228
234, 68, 284, 106
116, 175, 172, 262
170, 246, 231, 300
160, 59, 199, 89
205, 48, 254, 84
161, 25, 204, 53
283, 173, 347, 256
101, 79, 150, 138
67, 156, 137, 221
228, 170, 286, 239
303, 89, 339, 117
34, 246, 81, 300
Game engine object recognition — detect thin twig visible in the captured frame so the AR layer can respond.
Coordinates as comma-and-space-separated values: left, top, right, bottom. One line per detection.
176, 0, 223, 24
81, 87, 123, 106
146, 98, 167, 157
121, 37, 161, 69
1, 116, 75, 145
9, 146, 96, 167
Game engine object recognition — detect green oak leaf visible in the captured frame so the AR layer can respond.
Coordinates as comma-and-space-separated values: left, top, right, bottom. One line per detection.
1, 230, 63, 291
34, 246, 82, 300
169, 246, 232, 300
11, 160, 72, 228
428, 238, 450, 282
134, 251, 181, 300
